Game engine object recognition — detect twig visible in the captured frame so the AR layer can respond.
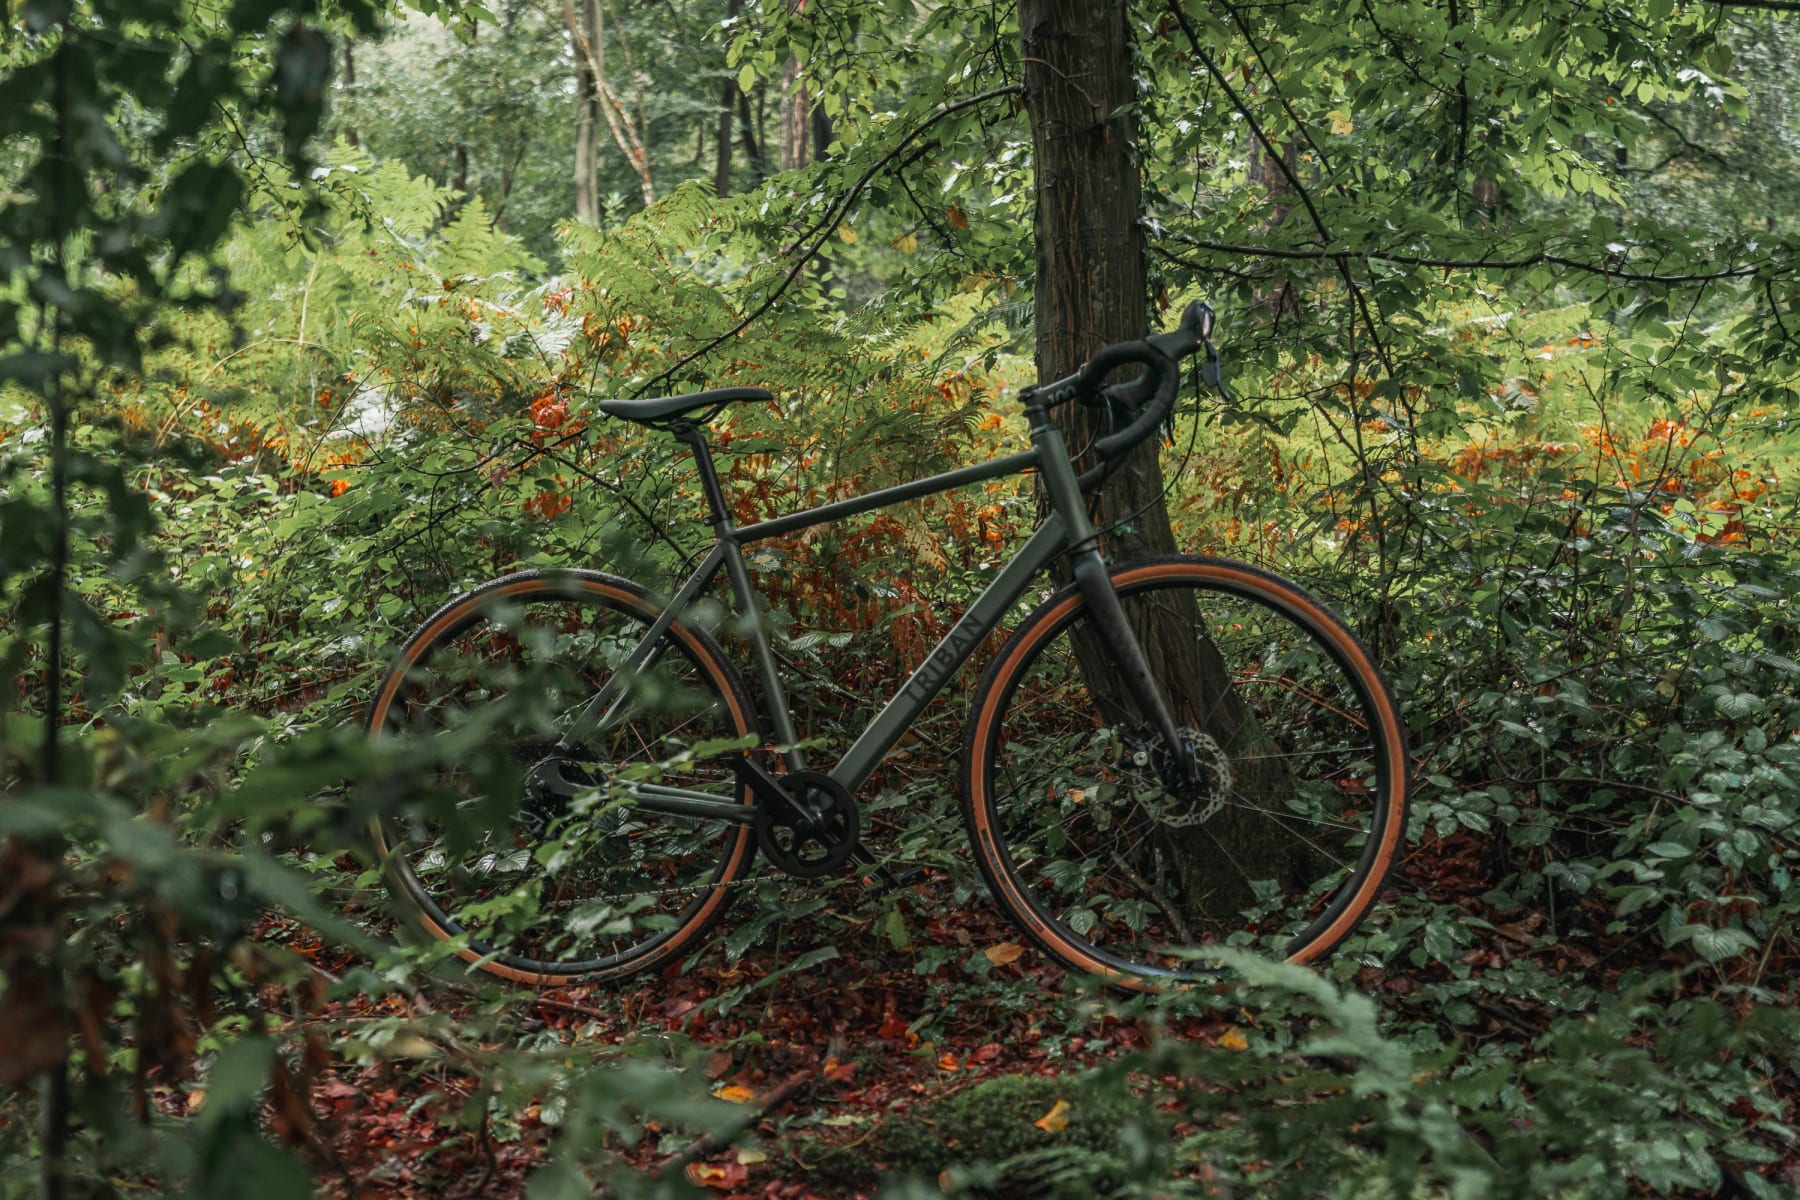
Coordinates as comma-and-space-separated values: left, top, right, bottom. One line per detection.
1109, 850, 1194, 945
649, 1068, 814, 1182
631, 85, 1023, 398
532, 995, 613, 1022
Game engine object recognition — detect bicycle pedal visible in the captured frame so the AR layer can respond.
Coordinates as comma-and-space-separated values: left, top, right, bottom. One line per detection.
860, 863, 927, 893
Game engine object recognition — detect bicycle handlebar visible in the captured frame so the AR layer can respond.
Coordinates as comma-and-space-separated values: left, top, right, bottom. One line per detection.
1024, 300, 1216, 465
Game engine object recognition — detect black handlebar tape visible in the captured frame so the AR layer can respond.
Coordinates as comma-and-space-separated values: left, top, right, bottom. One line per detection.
1085, 344, 1179, 461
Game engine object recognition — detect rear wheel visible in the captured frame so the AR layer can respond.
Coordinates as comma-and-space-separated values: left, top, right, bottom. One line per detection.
962, 556, 1408, 989
366, 570, 757, 985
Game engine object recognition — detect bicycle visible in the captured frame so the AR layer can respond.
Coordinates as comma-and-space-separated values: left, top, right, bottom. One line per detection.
364, 302, 1409, 991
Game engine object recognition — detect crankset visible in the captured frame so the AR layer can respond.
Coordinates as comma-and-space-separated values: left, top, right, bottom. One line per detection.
754, 769, 861, 878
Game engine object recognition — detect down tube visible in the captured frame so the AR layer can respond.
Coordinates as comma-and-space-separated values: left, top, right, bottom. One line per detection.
829, 514, 1069, 796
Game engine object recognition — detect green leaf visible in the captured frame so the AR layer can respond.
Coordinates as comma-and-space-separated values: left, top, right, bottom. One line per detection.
884, 906, 910, 951
198, 1037, 274, 1126
1675, 925, 1758, 963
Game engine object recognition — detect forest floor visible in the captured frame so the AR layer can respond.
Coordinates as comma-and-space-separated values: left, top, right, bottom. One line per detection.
232, 830, 1800, 1200
280, 880, 1194, 1199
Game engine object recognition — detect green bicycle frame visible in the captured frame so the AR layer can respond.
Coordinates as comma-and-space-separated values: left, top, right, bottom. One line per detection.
559, 389, 1186, 826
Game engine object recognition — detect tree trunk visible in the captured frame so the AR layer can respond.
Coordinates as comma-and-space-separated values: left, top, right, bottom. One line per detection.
737, 88, 763, 179
778, 0, 810, 171
714, 0, 740, 195
778, 56, 808, 170
573, 0, 601, 225
1020, 0, 1302, 919
1020, 0, 1164, 562
810, 99, 832, 162
1247, 139, 1299, 318
342, 41, 358, 148
565, 0, 653, 207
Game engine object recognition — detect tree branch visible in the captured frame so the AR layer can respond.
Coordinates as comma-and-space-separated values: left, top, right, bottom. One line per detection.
1164, 0, 1332, 248
1166, 232, 1772, 285
631, 84, 1023, 398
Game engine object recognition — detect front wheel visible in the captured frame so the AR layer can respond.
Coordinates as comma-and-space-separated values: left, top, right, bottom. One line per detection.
366, 569, 759, 986
961, 556, 1408, 990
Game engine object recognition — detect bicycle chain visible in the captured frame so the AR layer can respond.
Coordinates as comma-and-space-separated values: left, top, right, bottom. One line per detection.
573, 869, 786, 907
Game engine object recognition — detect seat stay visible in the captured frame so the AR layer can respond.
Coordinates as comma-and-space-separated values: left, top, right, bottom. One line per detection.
557, 542, 732, 751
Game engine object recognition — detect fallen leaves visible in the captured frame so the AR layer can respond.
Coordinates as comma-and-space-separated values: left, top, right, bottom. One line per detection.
1033, 1098, 1071, 1132
685, 1160, 748, 1191
983, 942, 1024, 967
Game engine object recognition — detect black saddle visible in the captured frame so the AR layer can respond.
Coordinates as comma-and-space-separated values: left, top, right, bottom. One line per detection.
597, 386, 772, 426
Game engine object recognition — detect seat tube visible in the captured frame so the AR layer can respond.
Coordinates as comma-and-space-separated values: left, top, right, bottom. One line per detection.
674, 423, 735, 529
674, 423, 806, 773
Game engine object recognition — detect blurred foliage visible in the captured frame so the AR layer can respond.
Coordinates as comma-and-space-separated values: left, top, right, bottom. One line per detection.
2, 0, 1799, 1196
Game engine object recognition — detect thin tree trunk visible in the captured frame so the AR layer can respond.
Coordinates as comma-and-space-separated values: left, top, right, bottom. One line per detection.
564, 0, 654, 207
778, 57, 807, 170
1247, 139, 1299, 318
496, 150, 518, 232
342, 41, 358, 148
737, 87, 763, 178
1020, 0, 1301, 917
714, 0, 740, 195
810, 99, 832, 161
572, 0, 601, 225
777, 0, 809, 171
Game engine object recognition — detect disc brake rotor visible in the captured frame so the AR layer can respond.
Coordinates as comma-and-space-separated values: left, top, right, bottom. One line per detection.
1121, 727, 1230, 828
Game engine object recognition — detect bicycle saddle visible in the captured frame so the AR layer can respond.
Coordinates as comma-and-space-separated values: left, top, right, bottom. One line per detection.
598, 386, 772, 425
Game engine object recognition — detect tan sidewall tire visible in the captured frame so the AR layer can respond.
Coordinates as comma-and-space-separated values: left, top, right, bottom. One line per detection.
365, 569, 757, 987
960, 555, 1409, 991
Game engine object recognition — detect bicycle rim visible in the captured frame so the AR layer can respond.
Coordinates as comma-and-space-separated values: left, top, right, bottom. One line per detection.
963, 556, 1408, 988
367, 571, 756, 984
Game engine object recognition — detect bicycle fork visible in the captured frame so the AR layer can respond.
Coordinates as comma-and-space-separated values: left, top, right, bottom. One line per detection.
1067, 547, 1203, 788
1028, 411, 1199, 789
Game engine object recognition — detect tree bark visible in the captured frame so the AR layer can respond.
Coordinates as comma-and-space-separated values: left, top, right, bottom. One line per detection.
1020, 0, 1165, 562
714, 0, 740, 195
565, 0, 654, 209
778, 57, 808, 170
737, 88, 763, 178
1020, 0, 1302, 918
810, 99, 832, 161
572, 0, 601, 224
342, 40, 358, 148
777, 0, 810, 171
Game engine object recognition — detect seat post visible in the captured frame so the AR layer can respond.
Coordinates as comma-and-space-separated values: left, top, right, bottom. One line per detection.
671, 422, 736, 532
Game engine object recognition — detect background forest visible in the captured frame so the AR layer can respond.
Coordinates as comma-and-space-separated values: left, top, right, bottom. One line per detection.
2, 0, 1799, 1196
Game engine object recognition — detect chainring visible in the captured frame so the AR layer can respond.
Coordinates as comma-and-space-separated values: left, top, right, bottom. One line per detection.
755, 770, 860, 878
